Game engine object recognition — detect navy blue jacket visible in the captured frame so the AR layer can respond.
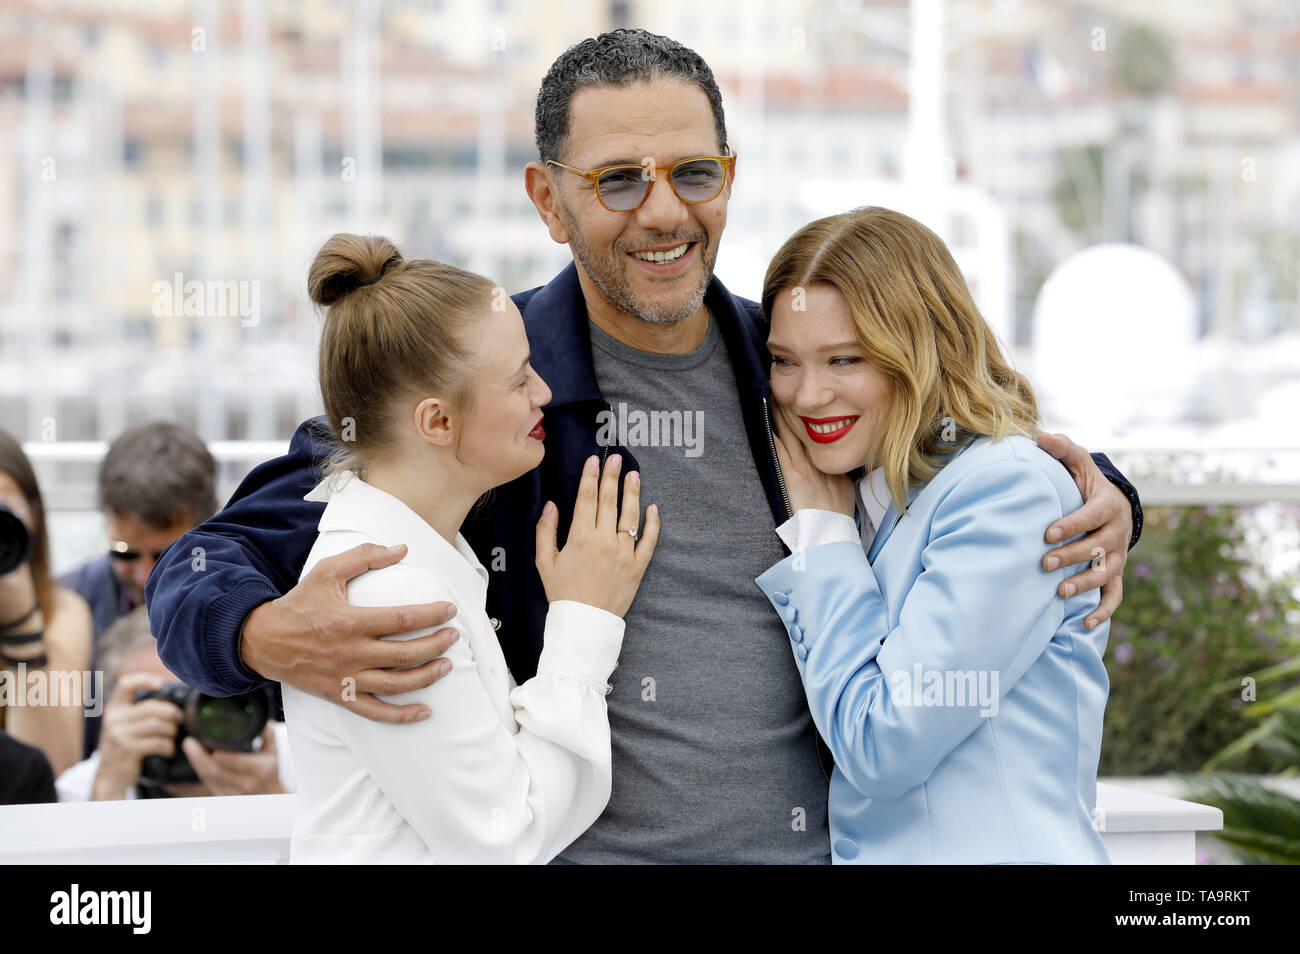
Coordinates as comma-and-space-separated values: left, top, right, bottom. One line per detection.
146, 262, 1142, 702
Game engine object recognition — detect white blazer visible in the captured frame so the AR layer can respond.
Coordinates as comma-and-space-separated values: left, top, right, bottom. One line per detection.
282, 470, 625, 864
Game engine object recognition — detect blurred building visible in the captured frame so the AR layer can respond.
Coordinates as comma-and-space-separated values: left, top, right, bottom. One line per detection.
0, 0, 1297, 449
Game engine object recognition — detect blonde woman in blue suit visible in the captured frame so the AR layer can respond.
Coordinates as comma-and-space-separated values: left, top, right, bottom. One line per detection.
755, 207, 1112, 864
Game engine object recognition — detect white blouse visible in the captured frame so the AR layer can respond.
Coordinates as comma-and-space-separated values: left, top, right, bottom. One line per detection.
282, 470, 625, 864
775, 466, 891, 554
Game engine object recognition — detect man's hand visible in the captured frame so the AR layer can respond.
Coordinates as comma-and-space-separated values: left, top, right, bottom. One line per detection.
163, 725, 285, 797
239, 543, 461, 724
92, 672, 182, 801
1035, 432, 1131, 630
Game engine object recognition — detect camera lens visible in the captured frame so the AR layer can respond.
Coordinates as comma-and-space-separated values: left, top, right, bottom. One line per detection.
190, 690, 268, 749
0, 502, 32, 576
133, 683, 270, 794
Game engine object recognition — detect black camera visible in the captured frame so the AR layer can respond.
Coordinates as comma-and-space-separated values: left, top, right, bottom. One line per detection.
0, 500, 32, 576
132, 682, 271, 791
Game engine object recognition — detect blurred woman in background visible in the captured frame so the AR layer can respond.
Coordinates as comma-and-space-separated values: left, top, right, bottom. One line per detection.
0, 430, 93, 780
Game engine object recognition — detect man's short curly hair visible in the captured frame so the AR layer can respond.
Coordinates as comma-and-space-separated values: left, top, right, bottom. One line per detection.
534, 28, 728, 164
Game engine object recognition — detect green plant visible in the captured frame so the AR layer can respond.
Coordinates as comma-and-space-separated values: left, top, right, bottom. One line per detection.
1099, 503, 1300, 776
1184, 653, 1300, 864
1183, 772, 1300, 864
1113, 23, 1176, 98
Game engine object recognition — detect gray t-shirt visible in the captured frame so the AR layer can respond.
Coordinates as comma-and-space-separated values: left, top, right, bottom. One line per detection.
555, 311, 831, 864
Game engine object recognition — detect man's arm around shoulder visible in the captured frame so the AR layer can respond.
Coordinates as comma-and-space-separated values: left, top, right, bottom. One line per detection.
145, 417, 333, 696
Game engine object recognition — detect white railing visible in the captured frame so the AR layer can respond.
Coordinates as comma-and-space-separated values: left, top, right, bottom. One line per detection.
21, 441, 291, 466
0, 781, 1223, 864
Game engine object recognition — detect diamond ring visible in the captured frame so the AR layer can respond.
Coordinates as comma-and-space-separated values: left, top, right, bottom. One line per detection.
621, 526, 638, 540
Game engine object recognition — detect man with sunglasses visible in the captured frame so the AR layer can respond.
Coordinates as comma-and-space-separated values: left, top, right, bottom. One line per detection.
61, 421, 218, 758
147, 30, 1142, 863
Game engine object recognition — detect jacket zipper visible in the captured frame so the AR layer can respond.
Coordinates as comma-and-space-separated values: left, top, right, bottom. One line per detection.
762, 394, 792, 523
601, 401, 612, 469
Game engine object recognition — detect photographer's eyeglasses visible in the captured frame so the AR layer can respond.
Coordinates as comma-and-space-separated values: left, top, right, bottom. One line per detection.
108, 540, 166, 563
545, 154, 736, 213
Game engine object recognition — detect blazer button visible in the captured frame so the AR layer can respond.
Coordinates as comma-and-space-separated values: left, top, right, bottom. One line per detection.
795, 643, 808, 661
490, 618, 501, 631
789, 624, 803, 644
605, 682, 614, 697
781, 605, 797, 625
771, 591, 790, 606
834, 837, 859, 861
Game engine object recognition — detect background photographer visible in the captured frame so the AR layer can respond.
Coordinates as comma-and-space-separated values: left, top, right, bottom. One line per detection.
60, 421, 219, 759
56, 608, 293, 801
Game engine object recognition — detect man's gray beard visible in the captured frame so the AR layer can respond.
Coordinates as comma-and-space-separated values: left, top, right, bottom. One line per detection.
568, 224, 715, 327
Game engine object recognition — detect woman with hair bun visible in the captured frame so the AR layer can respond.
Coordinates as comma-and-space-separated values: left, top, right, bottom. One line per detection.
284, 233, 659, 863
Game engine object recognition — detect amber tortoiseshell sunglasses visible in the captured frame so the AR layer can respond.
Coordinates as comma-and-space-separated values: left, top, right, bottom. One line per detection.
544, 153, 736, 212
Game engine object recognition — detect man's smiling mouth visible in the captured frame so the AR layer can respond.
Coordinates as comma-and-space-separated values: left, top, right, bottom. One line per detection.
629, 242, 693, 263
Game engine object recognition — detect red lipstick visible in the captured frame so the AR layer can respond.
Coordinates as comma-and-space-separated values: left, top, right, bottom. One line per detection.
800, 415, 859, 444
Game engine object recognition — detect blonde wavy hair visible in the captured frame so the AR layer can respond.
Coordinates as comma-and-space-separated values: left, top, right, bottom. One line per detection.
761, 206, 1040, 515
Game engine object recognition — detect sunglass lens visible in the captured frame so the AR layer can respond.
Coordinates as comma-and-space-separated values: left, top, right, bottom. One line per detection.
671, 160, 725, 201
596, 167, 648, 211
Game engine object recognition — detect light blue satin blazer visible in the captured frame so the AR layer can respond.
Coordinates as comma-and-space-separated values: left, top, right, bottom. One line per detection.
756, 434, 1111, 864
